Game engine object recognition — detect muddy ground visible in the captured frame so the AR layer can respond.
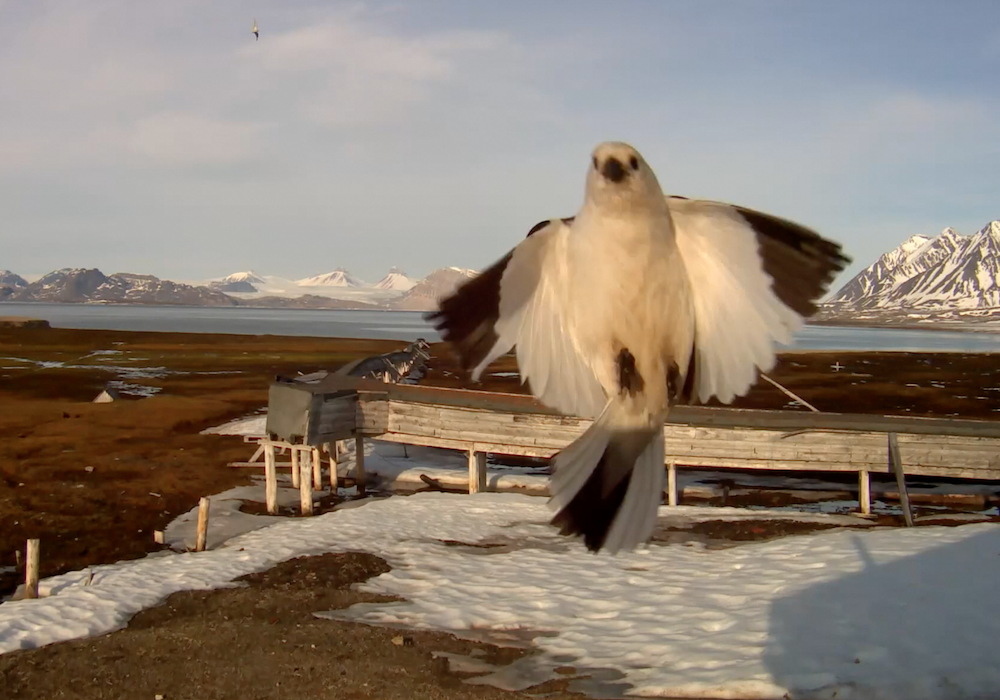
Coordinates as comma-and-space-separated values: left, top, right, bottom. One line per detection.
2, 325, 999, 697
439, 348, 1000, 419
0, 327, 404, 595
3, 325, 1000, 595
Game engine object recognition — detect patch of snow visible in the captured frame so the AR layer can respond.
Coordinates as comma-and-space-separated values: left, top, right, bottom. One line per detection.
201, 414, 266, 437
356, 442, 550, 495
1, 492, 997, 699
84, 350, 122, 358
106, 381, 160, 398
163, 479, 309, 551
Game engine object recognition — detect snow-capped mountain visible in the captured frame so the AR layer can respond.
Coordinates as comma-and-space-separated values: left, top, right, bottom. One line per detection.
388, 267, 477, 311
297, 268, 365, 288
374, 267, 416, 292
5, 265, 484, 310
221, 270, 266, 286
210, 271, 266, 293
0, 270, 28, 289
201, 269, 400, 304
8, 268, 235, 305
18, 268, 109, 301
829, 235, 930, 305
829, 221, 1000, 310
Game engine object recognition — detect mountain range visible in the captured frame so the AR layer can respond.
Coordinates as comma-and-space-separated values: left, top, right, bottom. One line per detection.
5, 220, 998, 321
0, 266, 472, 311
821, 220, 1000, 322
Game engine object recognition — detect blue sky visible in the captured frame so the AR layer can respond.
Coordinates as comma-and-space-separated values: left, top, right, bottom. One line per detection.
2, 1, 998, 288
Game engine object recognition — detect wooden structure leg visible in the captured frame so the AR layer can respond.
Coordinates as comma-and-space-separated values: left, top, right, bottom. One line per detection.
291, 446, 300, 488
888, 433, 914, 526
326, 442, 338, 490
264, 441, 278, 515
299, 448, 313, 515
355, 434, 366, 496
195, 497, 210, 551
666, 461, 678, 506
312, 446, 322, 490
858, 469, 871, 515
468, 449, 487, 494
25, 539, 40, 600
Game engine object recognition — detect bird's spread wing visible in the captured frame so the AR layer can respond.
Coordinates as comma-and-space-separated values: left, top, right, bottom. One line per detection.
669, 196, 850, 405
427, 219, 607, 419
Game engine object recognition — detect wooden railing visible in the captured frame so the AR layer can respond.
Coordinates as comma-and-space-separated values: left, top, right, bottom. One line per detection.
261, 376, 1000, 517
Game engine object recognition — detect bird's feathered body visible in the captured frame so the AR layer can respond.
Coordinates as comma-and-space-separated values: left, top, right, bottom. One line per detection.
428, 141, 850, 555
566, 198, 694, 419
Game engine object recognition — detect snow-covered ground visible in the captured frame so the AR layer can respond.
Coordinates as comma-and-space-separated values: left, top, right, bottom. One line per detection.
2, 486, 998, 699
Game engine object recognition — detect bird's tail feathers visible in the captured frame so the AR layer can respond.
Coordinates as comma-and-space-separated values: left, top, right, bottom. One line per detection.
549, 401, 665, 554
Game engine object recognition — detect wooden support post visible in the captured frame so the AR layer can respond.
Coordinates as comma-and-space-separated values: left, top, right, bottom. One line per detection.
299, 448, 313, 515
264, 441, 278, 515
355, 434, 366, 496
25, 539, 40, 600
326, 442, 338, 490
468, 449, 487, 494
290, 446, 300, 488
312, 447, 322, 490
246, 443, 264, 463
858, 469, 871, 515
888, 433, 914, 527
666, 461, 678, 507
195, 497, 210, 552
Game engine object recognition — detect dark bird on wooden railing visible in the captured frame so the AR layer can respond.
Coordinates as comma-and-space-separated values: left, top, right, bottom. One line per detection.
332, 340, 431, 384
427, 141, 850, 555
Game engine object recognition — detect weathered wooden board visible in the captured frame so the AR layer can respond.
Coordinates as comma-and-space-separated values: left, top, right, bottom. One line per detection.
358, 396, 1000, 480
264, 375, 1000, 482
336, 378, 1000, 438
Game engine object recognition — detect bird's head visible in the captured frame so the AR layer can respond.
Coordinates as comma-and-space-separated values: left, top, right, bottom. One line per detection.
584, 142, 667, 215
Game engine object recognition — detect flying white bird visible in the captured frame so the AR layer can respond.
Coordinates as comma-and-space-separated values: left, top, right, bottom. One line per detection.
252, 18, 259, 41
428, 141, 850, 554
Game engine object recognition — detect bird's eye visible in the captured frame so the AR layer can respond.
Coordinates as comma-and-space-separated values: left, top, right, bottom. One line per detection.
592, 157, 599, 170
629, 156, 639, 170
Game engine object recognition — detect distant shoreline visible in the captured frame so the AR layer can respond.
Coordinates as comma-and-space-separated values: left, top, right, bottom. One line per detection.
0, 299, 417, 313
4, 298, 999, 336
808, 316, 1000, 335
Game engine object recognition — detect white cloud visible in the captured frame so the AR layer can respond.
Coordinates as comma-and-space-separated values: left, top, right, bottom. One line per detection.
240, 17, 513, 128
0, 5, 531, 169
3, 2, 997, 285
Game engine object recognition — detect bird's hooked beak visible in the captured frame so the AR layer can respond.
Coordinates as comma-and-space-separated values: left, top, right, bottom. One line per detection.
600, 156, 628, 184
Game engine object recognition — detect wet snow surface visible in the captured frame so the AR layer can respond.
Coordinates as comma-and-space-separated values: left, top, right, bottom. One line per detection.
1, 488, 998, 699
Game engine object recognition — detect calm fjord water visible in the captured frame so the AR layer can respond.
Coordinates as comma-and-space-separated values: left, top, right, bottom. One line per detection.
1, 302, 998, 353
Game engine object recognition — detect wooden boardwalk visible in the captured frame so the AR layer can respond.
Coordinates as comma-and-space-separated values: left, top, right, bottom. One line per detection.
260, 375, 1000, 517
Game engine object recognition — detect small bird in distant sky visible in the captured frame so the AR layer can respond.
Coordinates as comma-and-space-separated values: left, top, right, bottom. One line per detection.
252, 18, 259, 41
429, 141, 850, 555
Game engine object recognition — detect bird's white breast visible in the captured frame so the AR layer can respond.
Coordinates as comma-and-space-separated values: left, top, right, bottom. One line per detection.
563, 206, 694, 411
